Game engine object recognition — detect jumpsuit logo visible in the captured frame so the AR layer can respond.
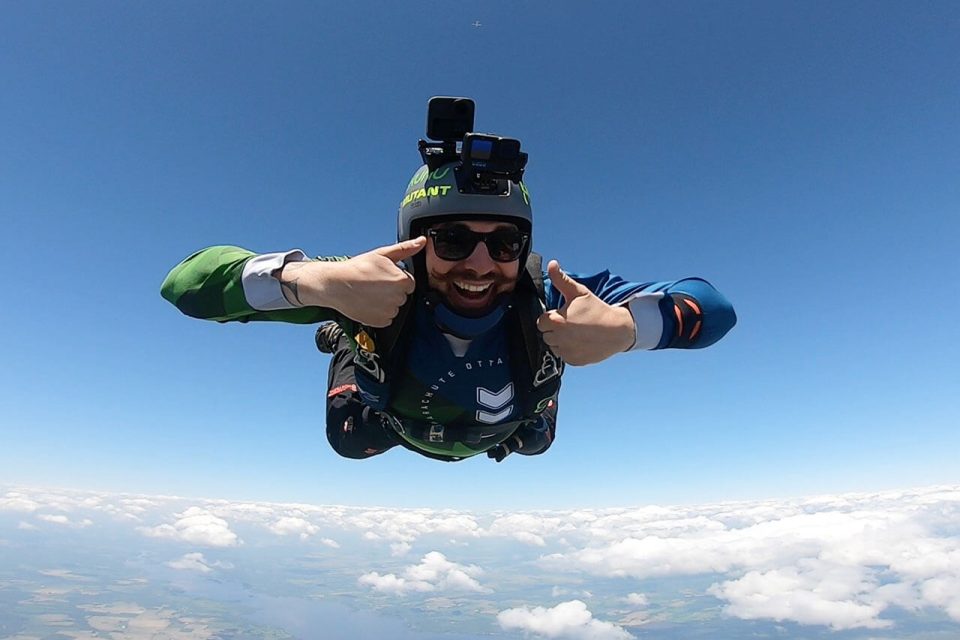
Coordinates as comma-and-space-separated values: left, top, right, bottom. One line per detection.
476, 383, 514, 424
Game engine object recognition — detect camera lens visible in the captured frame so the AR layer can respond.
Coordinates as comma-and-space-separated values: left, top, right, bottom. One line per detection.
499, 139, 520, 158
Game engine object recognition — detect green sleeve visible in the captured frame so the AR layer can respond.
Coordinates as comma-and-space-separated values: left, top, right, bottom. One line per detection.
160, 245, 338, 324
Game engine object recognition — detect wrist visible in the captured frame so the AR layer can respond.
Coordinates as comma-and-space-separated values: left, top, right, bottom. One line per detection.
622, 293, 666, 351
243, 249, 308, 311
276, 260, 339, 308
614, 305, 637, 352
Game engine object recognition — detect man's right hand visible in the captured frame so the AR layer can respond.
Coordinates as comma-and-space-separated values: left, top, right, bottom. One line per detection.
330, 237, 426, 326
277, 237, 426, 327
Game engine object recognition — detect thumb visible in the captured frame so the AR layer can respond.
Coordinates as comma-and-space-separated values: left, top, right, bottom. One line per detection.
547, 260, 587, 301
375, 236, 427, 262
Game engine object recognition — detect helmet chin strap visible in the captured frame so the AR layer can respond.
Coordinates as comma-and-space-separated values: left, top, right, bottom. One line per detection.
428, 292, 510, 339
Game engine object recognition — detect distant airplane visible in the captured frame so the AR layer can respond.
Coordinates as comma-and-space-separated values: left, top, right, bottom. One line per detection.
472, 20, 482, 28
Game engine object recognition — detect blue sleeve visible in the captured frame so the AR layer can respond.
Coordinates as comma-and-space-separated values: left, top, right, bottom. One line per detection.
543, 269, 658, 308
543, 270, 737, 350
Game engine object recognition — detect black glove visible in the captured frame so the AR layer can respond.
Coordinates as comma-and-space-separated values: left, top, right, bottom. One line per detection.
487, 434, 524, 463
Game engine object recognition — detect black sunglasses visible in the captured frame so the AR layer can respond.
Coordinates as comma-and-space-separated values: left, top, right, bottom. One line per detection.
426, 225, 529, 263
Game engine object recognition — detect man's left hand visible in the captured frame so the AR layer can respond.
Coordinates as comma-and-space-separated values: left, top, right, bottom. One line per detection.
536, 260, 636, 366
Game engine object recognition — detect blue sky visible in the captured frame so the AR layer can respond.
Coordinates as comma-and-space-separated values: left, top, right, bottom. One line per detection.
1, 1, 957, 510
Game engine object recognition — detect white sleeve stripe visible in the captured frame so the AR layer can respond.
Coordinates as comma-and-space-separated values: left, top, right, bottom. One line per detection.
620, 292, 665, 351
241, 250, 308, 311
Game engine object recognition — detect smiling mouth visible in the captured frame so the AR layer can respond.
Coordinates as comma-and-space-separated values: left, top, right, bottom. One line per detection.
451, 281, 496, 303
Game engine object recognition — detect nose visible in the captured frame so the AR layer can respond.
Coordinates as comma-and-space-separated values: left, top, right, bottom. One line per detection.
461, 238, 497, 272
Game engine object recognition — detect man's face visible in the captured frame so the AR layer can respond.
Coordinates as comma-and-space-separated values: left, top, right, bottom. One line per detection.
425, 220, 523, 317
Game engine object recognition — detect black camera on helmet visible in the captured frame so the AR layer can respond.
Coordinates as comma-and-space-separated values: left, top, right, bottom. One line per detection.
425, 96, 475, 143
418, 96, 528, 186
460, 133, 525, 183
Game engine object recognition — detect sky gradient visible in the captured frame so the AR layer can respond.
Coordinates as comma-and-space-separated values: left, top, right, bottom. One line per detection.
1, 1, 958, 509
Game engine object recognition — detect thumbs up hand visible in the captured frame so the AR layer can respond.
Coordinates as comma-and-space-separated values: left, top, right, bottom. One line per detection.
331, 237, 426, 326
277, 236, 425, 327
536, 260, 636, 365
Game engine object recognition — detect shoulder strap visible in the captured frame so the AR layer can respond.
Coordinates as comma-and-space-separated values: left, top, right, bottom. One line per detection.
344, 293, 417, 410
511, 252, 564, 416
515, 252, 552, 377
368, 294, 415, 363
525, 252, 545, 302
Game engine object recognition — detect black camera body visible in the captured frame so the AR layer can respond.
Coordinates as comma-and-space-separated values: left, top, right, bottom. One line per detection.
425, 96, 475, 142
418, 97, 528, 187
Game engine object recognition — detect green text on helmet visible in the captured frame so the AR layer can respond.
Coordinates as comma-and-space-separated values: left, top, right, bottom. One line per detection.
397, 162, 533, 244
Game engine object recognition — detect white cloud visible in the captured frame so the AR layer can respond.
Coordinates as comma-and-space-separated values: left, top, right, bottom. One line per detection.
708, 560, 891, 630
166, 552, 231, 573
488, 513, 564, 547
497, 600, 633, 639
120, 497, 158, 512
358, 571, 433, 594
539, 487, 960, 630
513, 531, 547, 546
920, 575, 960, 621
390, 541, 411, 556
0, 492, 40, 512
624, 593, 648, 607
35, 514, 91, 528
359, 551, 490, 595
343, 508, 483, 545
139, 507, 239, 547
267, 516, 319, 540
321, 537, 340, 549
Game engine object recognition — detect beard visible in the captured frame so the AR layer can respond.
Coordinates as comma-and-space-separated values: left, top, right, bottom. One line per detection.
427, 267, 517, 317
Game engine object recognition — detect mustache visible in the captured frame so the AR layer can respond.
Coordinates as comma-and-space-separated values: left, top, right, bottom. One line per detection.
428, 268, 514, 287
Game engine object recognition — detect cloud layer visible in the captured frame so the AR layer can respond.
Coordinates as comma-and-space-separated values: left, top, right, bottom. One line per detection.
3, 484, 960, 635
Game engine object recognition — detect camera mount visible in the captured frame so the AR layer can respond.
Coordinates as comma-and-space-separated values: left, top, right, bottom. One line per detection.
417, 97, 528, 189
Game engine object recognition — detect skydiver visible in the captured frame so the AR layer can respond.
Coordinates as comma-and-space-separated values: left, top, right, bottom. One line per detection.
161, 97, 737, 463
